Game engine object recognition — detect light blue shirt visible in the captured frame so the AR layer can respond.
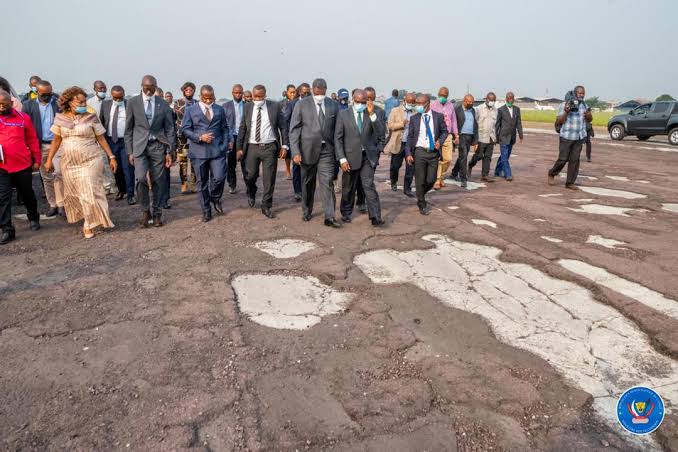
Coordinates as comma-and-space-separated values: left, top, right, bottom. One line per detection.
402, 109, 412, 143
38, 100, 55, 141
384, 97, 400, 119
558, 102, 588, 140
233, 100, 244, 134
461, 108, 474, 135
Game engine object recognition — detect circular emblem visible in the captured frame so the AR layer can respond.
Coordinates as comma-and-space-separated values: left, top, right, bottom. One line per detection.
617, 386, 665, 435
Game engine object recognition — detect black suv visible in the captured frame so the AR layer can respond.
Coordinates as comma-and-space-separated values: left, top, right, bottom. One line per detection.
608, 101, 678, 145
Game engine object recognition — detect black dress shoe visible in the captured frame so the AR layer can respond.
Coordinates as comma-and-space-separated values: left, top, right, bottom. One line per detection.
404, 190, 415, 198
371, 218, 385, 227
262, 207, 274, 219
57, 207, 66, 218
139, 211, 152, 228
213, 200, 224, 214
127, 196, 136, 205
229, 186, 237, 194
341, 216, 352, 223
202, 214, 212, 223
247, 196, 256, 208
419, 206, 431, 216
153, 215, 163, 227
163, 202, 172, 209
358, 204, 367, 213
391, 183, 398, 192
294, 193, 302, 202
324, 218, 342, 228
0, 231, 15, 245
302, 213, 312, 222
45, 207, 58, 217
115, 192, 125, 201
30, 221, 41, 231
460, 181, 468, 189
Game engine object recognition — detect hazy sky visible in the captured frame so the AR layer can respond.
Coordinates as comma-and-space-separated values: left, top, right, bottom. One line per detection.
4, 0, 677, 101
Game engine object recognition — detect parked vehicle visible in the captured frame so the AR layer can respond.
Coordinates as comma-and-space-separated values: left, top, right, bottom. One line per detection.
607, 101, 678, 145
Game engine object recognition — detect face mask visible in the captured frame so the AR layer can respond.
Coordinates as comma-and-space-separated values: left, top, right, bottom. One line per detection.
487, 101, 496, 108
114, 100, 124, 107
253, 100, 265, 107
405, 103, 414, 111
506, 102, 514, 107
75, 106, 88, 114
415, 105, 425, 114
31, 86, 38, 93
96, 92, 106, 99
354, 103, 367, 113
39, 94, 52, 103
340, 99, 347, 105
438, 96, 448, 104
313, 94, 325, 103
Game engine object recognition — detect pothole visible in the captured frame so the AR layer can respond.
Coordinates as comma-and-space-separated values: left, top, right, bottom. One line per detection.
662, 203, 678, 213
578, 186, 647, 200
253, 239, 317, 259
541, 236, 563, 243
586, 235, 627, 250
444, 179, 486, 190
471, 219, 497, 228
568, 204, 648, 217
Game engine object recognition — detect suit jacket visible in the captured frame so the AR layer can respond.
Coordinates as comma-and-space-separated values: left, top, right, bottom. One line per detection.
334, 108, 385, 170
236, 100, 288, 157
405, 110, 449, 157
181, 103, 231, 159
385, 106, 409, 155
124, 94, 176, 157
22, 96, 60, 144
495, 105, 524, 145
223, 100, 243, 139
455, 104, 479, 145
289, 96, 339, 165
284, 98, 300, 133
372, 105, 386, 153
99, 99, 127, 138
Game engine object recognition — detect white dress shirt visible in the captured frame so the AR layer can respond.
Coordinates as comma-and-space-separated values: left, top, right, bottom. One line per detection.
87, 96, 104, 116
141, 93, 155, 121
339, 108, 378, 165
416, 110, 435, 149
108, 101, 126, 137
249, 102, 275, 144
199, 101, 213, 120
508, 106, 514, 118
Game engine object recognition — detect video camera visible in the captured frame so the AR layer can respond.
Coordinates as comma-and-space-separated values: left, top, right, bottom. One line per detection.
564, 90, 582, 112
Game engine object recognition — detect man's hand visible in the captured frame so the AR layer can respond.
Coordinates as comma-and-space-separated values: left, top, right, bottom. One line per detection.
279, 148, 287, 159
406, 155, 414, 165
434, 141, 441, 150
340, 161, 350, 172
293, 154, 302, 165
564, 104, 572, 113
472, 143, 478, 151
367, 101, 375, 115
128, 155, 134, 166
110, 159, 118, 173
200, 133, 214, 143
584, 109, 593, 122
164, 154, 172, 168
454, 136, 459, 145
403, 119, 408, 128
32, 163, 40, 171
44, 159, 54, 173
236, 150, 244, 161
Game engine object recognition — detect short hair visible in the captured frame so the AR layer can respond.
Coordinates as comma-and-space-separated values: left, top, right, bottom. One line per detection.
37, 80, 52, 89
312, 78, 327, 90
29, 75, 41, 83
0, 89, 11, 100
0, 76, 11, 93
392, 89, 399, 97
252, 84, 266, 93
111, 85, 125, 93
181, 82, 196, 92
165, 91, 173, 97
298, 82, 310, 90
155, 87, 164, 96
58, 86, 87, 113
200, 84, 214, 94
417, 93, 431, 102
364, 86, 375, 93
351, 88, 359, 95
574, 85, 585, 92
286, 84, 296, 90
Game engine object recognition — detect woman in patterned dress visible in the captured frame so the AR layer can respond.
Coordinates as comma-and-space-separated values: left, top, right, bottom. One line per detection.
44, 86, 118, 238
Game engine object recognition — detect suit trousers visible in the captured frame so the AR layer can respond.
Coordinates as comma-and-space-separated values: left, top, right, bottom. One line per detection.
192, 156, 227, 215
414, 148, 439, 209
227, 135, 248, 190
245, 143, 278, 209
301, 144, 336, 219
0, 167, 39, 233
549, 137, 583, 185
494, 144, 513, 179
585, 134, 592, 160
292, 163, 301, 194
389, 141, 414, 191
106, 138, 134, 197
340, 154, 381, 220
134, 140, 167, 216
436, 135, 454, 183
469, 142, 494, 177
40, 142, 63, 208
451, 134, 473, 182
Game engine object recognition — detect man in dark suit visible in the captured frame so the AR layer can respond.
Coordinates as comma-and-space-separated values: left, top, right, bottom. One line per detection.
405, 94, 449, 215
451, 94, 479, 188
181, 85, 231, 222
22, 80, 62, 217
236, 84, 289, 219
100, 85, 136, 204
494, 92, 523, 181
357, 86, 387, 213
124, 75, 176, 227
223, 84, 248, 194
335, 89, 385, 226
284, 82, 310, 202
289, 78, 341, 227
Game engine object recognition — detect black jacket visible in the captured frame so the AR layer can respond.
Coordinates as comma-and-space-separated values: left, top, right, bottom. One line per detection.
22, 96, 60, 144
454, 104, 479, 145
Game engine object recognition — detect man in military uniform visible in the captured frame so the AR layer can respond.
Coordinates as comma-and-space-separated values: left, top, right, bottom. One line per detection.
174, 82, 198, 193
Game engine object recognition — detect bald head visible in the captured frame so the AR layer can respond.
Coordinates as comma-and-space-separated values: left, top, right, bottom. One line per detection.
438, 87, 449, 98
353, 89, 367, 104
404, 92, 416, 104
141, 75, 157, 96
463, 94, 474, 109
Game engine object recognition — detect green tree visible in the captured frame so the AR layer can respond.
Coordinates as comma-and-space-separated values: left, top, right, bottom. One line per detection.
585, 96, 608, 109
656, 94, 675, 101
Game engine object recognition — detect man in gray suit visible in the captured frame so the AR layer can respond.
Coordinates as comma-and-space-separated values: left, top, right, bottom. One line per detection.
289, 78, 341, 227
335, 89, 385, 226
124, 75, 176, 227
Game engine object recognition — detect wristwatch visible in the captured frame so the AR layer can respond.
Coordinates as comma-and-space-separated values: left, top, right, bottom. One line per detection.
109, 155, 116, 160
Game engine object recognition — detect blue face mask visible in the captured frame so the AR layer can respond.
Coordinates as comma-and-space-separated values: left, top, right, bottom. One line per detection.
114, 100, 124, 107
75, 106, 88, 114
404, 103, 414, 111
96, 91, 106, 99
415, 105, 425, 114
354, 103, 367, 113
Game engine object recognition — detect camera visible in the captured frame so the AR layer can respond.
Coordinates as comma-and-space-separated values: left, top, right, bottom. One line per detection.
564, 90, 581, 112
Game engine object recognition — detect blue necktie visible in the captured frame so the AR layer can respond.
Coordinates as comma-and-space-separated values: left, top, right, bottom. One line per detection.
424, 114, 434, 151
145, 99, 153, 122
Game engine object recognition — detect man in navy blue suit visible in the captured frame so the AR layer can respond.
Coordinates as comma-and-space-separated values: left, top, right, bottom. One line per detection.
284, 82, 310, 202
222, 84, 248, 194
181, 85, 231, 222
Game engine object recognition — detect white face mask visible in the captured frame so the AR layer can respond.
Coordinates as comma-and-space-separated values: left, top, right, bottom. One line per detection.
487, 101, 496, 108
253, 100, 265, 107
313, 94, 326, 103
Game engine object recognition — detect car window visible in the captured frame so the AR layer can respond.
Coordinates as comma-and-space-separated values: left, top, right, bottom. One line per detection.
652, 103, 671, 114
673, 103, 678, 115
634, 105, 650, 115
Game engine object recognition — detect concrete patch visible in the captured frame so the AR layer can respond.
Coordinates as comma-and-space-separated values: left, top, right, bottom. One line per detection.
578, 186, 647, 200
471, 219, 497, 228
568, 204, 648, 217
586, 235, 627, 250
533, 218, 547, 222
231, 275, 353, 330
662, 203, 678, 213
572, 198, 595, 202
253, 239, 317, 259
354, 235, 676, 450
447, 206, 460, 210
559, 174, 598, 181
559, 259, 678, 320
539, 194, 562, 198
605, 175, 630, 182
444, 179, 486, 190
541, 236, 563, 243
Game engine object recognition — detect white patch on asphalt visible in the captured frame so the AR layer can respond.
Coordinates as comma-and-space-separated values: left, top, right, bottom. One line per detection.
559, 174, 598, 180
253, 239, 317, 259
447, 206, 459, 210
572, 198, 595, 202
568, 204, 648, 217
539, 194, 562, 198
605, 175, 630, 182
559, 259, 678, 320
354, 235, 676, 450
541, 236, 563, 243
533, 218, 547, 222
636, 180, 650, 184
444, 179, 486, 190
232, 274, 352, 330
471, 219, 497, 228
586, 235, 628, 250
13, 214, 56, 221
662, 203, 678, 213
578, 186, 647, 200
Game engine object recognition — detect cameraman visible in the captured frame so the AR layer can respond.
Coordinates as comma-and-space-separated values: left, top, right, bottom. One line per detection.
547, 85, 592, 189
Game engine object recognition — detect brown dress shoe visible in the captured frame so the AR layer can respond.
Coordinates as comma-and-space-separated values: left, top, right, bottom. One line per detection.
139, 211, 152, 228
481, 176, 496, 183
181, 182, 189, 194
565, 184, 579, 190
153, 215, 164, 227
547, 174, 555, 186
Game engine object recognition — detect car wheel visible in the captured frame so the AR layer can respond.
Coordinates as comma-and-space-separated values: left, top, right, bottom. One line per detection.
609, 124, 625, 141
637, 135, 651, 141
669, 128, 678, 146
